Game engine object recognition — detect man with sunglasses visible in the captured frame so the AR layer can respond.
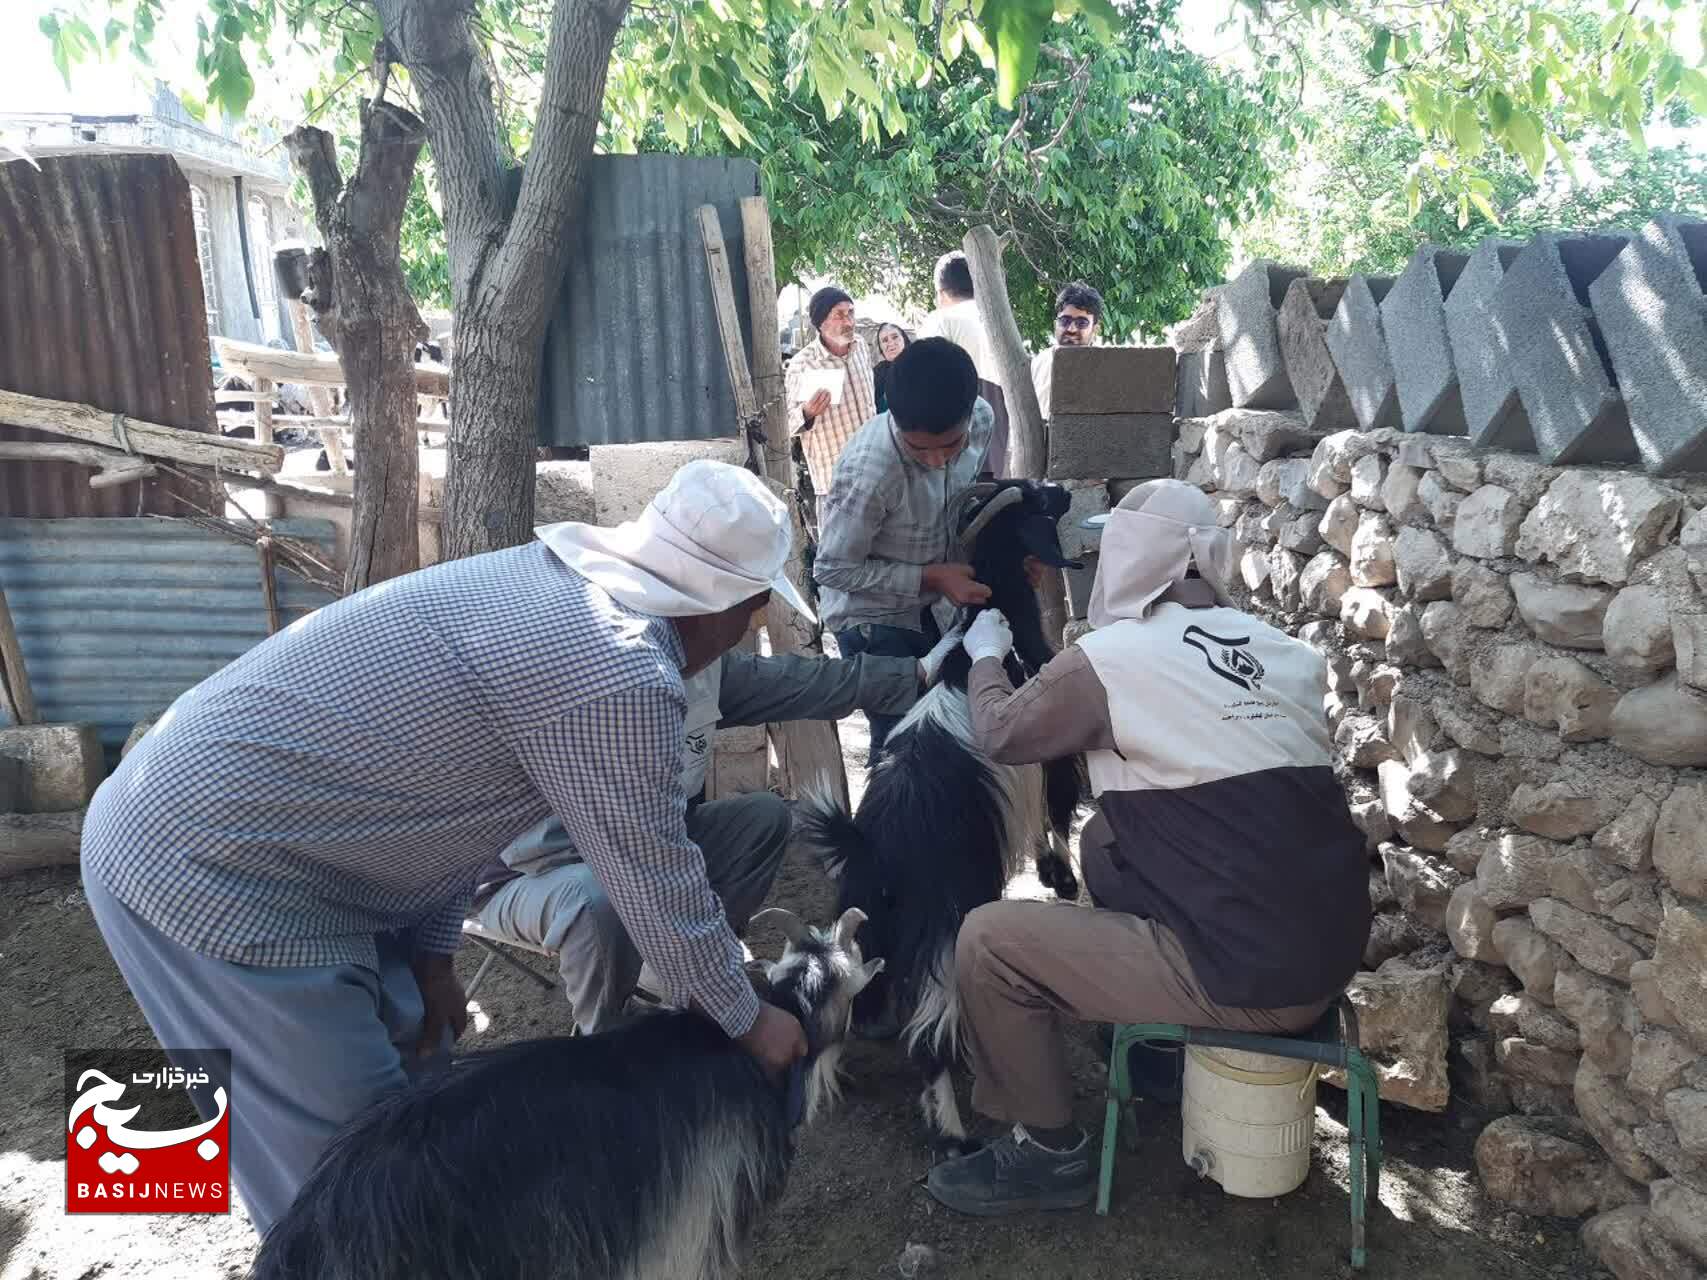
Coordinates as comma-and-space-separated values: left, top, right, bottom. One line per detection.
1032, 281, 1105, 420
814, 337, 995, 762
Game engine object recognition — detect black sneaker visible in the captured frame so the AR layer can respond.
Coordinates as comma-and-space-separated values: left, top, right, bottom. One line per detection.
925, 1124, 1096, 1217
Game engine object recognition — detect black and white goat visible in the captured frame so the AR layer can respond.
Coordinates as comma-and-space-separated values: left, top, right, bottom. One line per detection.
799, 479, 1085, 1156
249, 908, 882, 1280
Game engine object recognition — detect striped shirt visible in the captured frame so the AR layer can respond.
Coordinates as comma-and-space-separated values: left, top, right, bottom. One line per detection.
814, 400, 994, 633
81, 541, 759, 1038
784, 335, 876, 494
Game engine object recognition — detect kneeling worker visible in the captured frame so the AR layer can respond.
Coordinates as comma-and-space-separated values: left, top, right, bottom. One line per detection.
926, 478, 1371, 1215
470, 621, 958, 1033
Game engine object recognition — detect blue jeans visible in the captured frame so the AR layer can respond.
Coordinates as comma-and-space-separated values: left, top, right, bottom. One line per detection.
835, 613, 940, 762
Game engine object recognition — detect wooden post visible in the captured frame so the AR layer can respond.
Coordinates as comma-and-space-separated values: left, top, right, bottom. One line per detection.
696, 205, 763, 474
962, 225, 1068, 644
740, 195, 851, 810
288, 298, 347, 475
0, 387, 283, 473
0, 582, 39, 726
252, 376, 276, 446
257, 536, 282, 636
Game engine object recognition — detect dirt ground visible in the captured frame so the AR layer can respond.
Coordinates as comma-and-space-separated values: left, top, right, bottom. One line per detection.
1, 713, 1609, 1280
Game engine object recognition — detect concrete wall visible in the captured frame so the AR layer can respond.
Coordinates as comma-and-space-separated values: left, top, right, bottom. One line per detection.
181, 161, 302, 347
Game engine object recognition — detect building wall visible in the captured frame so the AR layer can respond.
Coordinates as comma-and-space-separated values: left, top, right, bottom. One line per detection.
179, 161, 304, 348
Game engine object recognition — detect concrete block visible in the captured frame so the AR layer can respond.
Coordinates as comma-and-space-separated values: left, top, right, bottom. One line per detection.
535, 461, 595, 524
1445, 239, 1534, 451
1278, 277, 1358, 430
0, 755, 23, 811
1383, 246, 1472, 436
1063, 553, 1098, 620
1175, 349, 1232, 419
1215, 259, 1306, 410
1325, 275, 1402, 431
1058, 482, 1109, 560
0, 810, 84, 874
1587, 215, 1707, 475
591, 437, 748, 526
1046, 413, 1173, 482
1498, 232, 1637, 465
0, 724, 105, 813
1047, 346, 1175, 416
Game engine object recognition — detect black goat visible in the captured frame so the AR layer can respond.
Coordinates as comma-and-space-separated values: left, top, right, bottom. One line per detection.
798, 479, 1085, 1155
249, 908, 882, 1280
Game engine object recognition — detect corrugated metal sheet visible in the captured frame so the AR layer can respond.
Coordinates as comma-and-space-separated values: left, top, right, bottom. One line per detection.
0, 154, 215, 517
0, 517, 338, 762
537, 155, 762, 447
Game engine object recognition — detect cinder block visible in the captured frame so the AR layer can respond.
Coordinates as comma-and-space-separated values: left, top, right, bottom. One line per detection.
1046, 413, 1173, 482
1325, 275, 1402, 431
0, 724, 105, 813
1277, 277, 1357, 430
1216, 259, 1307, 409
591, 438, 748, 526
1058, 482, 1109, 560
1587, 215, 1707, 475
1047, 347, 1176, 416
1445, 239, 1533, 450
1499, 232, 1636, 465
1063, 553, 1099, 620
1176, 349, 1232, 418
0, 755, 23, 810
1383, 246, 1471, 436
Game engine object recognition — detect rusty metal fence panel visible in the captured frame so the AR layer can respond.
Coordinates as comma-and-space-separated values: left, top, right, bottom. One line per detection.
0, 154, 215, 517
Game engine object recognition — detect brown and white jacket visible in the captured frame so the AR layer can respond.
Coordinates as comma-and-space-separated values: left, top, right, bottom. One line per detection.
967, 588, 1370, 1010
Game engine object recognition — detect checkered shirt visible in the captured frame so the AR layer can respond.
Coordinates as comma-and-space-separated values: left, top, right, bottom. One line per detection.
813, 400, 994, 633
784, 335, 876, 494
80, 541, 760, 1038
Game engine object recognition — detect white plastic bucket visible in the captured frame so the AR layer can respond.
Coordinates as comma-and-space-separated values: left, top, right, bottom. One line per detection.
1180, 1045, 1316, 1198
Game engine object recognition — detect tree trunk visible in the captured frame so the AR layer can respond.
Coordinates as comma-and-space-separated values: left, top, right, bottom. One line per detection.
962, 225, 1069, 645
286, 100, 428, 596
381, 0, 630, 562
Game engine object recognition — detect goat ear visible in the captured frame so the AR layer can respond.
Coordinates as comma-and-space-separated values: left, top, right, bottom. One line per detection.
832, 907, 868, 947
848, 957, 886, 996
749, 908, 811, 947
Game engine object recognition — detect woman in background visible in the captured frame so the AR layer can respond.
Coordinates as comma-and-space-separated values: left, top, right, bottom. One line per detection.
872, 323, 910, 414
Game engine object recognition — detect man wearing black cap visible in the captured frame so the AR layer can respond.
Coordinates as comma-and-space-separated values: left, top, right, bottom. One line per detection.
785, 286, 876, 500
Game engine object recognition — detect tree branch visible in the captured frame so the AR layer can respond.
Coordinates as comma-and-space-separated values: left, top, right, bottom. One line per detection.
285, 125, 344, 245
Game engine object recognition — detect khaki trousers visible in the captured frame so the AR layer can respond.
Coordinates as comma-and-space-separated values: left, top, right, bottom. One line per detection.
955, 901, 1331, 1129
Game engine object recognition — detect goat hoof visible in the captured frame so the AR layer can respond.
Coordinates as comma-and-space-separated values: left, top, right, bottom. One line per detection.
1036, 854, 1079, 901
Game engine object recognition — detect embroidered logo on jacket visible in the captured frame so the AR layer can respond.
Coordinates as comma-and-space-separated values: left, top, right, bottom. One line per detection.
1181, 625, 1266, 692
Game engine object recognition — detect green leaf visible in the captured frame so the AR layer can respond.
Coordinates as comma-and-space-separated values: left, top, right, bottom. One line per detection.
663, 103, 689, 148
1071, 0, 1118, 39
1530, 64, 1548, 105
1457, 190, 1470, 230
1365, 28, 1390, 75
1505, 108, 1546, 178
104, 18, 126, 53
1404, 170, 1422, 217
1487, 90, 1514, 130
811, 50, 847, 113
1450, 103, 1483, 157
1679, 68, 1707, 116
1468, 189, 1502, 227
1621, 96, 1647, 156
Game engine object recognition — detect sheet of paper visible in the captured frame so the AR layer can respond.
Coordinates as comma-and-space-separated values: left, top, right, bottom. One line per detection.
798, 368, 847, 405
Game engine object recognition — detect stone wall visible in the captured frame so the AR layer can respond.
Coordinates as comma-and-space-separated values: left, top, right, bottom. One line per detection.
1171, 405, 1707, 1276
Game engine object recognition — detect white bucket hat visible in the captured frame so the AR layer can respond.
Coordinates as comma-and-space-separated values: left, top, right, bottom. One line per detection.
1081, 478, 1233, 627
537, 460, 815, 622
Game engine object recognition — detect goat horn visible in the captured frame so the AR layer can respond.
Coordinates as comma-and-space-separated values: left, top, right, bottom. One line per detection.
946, 482, 1000, 541
749, 908, 811, 945
832, 907, 868, 946
959, 486, 1025, 550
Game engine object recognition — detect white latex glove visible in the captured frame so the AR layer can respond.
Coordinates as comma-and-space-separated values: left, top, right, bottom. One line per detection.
918, 623, 965, 687
963, 609, 1014, 665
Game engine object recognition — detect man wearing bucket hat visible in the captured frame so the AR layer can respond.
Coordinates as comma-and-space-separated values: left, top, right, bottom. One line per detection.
81, 460, 826, 1236
923, 479, 1370, 1217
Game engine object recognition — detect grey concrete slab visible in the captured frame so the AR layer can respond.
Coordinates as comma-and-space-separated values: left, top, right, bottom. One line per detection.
1383, 245, 1471, 436
1444, 239, 1534, 451
1216, 259, 1307, 409
1587, 215, 1707, 476
1278, 277, 1359, 430
1176, 349, 1233, 418
1048, 346, 1177, 415
1325, 275, 1402, 431
1499, 232, 1637, 465
1046, 413, 1174, 481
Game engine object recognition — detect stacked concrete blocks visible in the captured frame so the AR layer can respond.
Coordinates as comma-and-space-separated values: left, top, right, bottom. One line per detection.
1498, 232, 1636, 466
1277, 277, 1358, 430
1588, 215, 1707, 476
1445, 239, 1535, 452
1326, 275, 1403, 431
1384, 246, 1472, 436
0, 723, 105, 871
1044, 346, 1177, 483
1215, 259, 1306, 410
1172, 289, 1234, 420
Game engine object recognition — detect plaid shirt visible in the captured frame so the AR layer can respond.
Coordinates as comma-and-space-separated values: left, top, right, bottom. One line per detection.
784, 335, 876, 493
81, 541, 760, 1038
814, 401, 994, 633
